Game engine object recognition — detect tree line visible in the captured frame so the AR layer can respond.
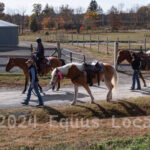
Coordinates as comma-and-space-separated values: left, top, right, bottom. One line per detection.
0, 0, 150, 34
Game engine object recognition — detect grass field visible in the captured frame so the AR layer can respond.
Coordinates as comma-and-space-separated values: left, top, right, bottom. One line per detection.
0, 73, 72, 88
0, 97, 150, 149
19, 30, 150, 43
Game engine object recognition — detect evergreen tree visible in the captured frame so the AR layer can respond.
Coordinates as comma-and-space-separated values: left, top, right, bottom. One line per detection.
88, 0, 98, 12
29, 14, 38, 32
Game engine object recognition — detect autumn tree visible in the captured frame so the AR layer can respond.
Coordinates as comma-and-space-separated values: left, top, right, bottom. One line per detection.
108, 6, 121, 31
136, 6, 150, 26
42, 4, 55, 18
84, 9, 99, 29
41, 4, 56, 29
59, 5, 73, 30
84, 0, 100, 29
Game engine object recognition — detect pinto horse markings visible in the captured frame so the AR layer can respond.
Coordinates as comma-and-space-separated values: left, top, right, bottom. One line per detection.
6, 57, 65, 93
117, 50, 150, 87
50, 62, 118, 105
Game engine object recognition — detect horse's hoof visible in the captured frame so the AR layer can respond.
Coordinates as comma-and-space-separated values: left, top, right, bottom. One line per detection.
90, 101, 95, 104
71, 102, 76, 105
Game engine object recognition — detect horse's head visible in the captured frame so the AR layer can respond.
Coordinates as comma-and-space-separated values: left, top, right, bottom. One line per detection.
6, 57, 15, 72
117, 50, 132, 65
50, 68, 62, 87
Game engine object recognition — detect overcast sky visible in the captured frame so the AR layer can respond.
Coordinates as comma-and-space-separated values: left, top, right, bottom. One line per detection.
1, 0, 150, 15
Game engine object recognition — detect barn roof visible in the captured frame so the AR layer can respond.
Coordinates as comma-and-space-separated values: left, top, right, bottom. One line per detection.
0, 20, 18, 27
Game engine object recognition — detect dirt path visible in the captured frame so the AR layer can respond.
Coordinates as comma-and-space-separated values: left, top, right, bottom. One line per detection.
0, 81, 150, 108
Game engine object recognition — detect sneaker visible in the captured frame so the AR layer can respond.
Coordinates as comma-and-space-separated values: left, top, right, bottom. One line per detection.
36, 104, 44, 107
21, 102, 28, 105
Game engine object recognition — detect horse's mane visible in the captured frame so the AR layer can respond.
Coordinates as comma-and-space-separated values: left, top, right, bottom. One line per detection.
52, 62, 84, 76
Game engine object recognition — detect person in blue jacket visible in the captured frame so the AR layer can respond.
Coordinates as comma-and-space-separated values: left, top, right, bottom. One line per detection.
22, 59, 44, 106
33, 38, 45, 74
131, 53, 141, 90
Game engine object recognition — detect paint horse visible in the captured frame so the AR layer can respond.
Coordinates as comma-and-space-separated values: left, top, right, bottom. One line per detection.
6, 57, 65, 93
117, 50, 150, 87
50, 62, 117, 105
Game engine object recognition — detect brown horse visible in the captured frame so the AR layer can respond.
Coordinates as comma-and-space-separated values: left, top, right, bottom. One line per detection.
6, 57, 65, 93
117, 50, 150, 87
50, 62, 117, 105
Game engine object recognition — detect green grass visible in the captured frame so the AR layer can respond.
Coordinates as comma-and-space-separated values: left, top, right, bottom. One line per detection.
17, 136, 150, 150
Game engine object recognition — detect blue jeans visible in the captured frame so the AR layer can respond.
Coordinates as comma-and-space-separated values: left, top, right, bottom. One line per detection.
25, 82, 43, 105
131, 70, 141, 89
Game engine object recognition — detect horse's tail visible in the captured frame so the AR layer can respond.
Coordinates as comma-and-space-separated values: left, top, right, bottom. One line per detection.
112, 67, 118, 92
60, 59, 65, 66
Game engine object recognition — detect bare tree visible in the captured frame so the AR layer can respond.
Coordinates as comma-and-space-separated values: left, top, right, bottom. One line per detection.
72, 7, 84, 33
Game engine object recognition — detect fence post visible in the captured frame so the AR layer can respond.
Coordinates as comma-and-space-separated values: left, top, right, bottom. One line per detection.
98, 35, 100, 53
77, 34, 78, 46
117, 37, 119, 42
57, 41, 61, 58
106, 37, 109, 54
128, 40, 131, 50
83, 34, 85, 48
114, 42, 119, 70
144, 38, 146, 51
72, 34, 73, 45
70, 52, 72, 62
83, 55, 86, 62
90, 33, 92, 49
30, 44, 33, 53
140, 46, 143, 53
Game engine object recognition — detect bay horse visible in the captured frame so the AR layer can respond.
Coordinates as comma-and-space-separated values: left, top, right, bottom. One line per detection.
50, 62, 117, 105
6, 57, 65, 93
117, 50, 150, 87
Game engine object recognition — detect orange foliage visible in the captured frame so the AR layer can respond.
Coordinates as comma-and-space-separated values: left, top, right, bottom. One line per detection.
41, 17, 50, 29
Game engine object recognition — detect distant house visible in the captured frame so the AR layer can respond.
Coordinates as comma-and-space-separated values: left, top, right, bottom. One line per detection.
0, 20, 18, 46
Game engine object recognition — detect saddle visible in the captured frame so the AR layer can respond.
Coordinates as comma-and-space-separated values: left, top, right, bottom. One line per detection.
84, 60, 105, 86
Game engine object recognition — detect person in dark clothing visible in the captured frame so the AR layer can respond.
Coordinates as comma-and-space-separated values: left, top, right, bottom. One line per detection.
131, 53, 141, 90
22, 59, 44, 106
33, 38, 45, 74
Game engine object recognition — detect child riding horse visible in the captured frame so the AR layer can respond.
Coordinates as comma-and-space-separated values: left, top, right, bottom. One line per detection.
6, 57, 65, 93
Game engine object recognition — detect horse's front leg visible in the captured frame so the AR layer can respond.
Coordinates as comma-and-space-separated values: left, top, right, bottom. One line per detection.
83, 84, 95, 104
56, 82, 60, 91
22, 79, 27, 94
71, 85, 78, 105
139, 72, 146, 87
22, 77, 29, 94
